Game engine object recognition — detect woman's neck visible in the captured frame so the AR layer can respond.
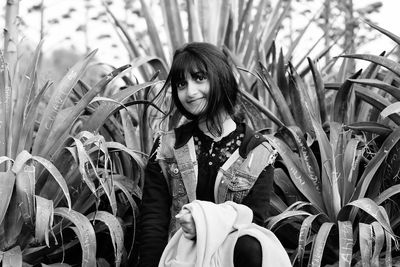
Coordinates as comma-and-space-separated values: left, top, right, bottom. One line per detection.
198, 111, 237, 141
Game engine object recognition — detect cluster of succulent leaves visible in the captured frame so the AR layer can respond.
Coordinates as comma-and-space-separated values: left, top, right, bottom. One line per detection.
0, 38, 163, 266
252, 21, 400, 266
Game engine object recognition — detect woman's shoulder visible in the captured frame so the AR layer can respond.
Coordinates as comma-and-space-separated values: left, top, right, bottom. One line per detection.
151, 130, 176, 161
153, 120, 198, 160
239, 124, 278, 169
239, 123, 268, 157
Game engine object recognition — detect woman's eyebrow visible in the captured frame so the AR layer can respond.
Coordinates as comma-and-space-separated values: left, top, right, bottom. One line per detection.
190, 70, 206, 76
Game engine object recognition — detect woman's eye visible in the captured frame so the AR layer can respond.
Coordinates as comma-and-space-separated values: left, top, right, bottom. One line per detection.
176, 81, 187, 89
195, 75, 207, 81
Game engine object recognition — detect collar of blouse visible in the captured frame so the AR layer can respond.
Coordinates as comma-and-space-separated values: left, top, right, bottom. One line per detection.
173, 121, 266, 159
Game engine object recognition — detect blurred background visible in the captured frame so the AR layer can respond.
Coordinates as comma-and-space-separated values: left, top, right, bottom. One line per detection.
4, 0, 396, 84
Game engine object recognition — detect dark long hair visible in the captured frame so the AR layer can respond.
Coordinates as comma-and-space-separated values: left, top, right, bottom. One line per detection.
164, 42, 239, 136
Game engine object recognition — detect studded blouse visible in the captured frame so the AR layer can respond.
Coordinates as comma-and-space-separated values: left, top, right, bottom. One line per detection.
193, 123, 245, 202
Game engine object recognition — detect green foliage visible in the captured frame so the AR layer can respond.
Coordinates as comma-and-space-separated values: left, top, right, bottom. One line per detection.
0, 41, 157, 265
249, 21, 400, 266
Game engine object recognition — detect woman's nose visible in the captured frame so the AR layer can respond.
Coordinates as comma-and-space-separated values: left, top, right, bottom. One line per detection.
186, 80, 198, 97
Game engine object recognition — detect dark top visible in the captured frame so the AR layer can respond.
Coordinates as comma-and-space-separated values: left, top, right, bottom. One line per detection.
194, 123, 245, 201
137, 121, 274, 267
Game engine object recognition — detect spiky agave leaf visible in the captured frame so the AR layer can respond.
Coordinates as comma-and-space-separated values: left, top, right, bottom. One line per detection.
363, 19, 400, 48
341, 54, 400, 77
40, 64, 132, 160
15, 165, 35, 225
256, 62, 296, 126
371, 221, 385, 266
34, 196, 53, 247
349, 78, 400, 101
0, 51, 11, 171
0, 171, 16, 225
87, 211, 124, 267
12, 150, 72, 210
381, 102, 400, 118
81, 80, 162, 133
10, 40, 43, 159
138, 0, 167, 63
17, 81, 52, 154
265, 135, 324, 211
344, 122, 392, 136
359, 223, 373, 267
308, 58, 327, 123
296, 213, 329, 266
355, 88, 400, 125
332, 70, 361, 124
53, 208, 96, 267
351, 127, 400, 201
309, 222, 335, 266
32, 49, 98, 157
338, 221, 353, 267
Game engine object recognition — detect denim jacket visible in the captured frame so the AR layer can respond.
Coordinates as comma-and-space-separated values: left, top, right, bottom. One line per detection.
156, 126, 277, 236
138, 122, 277, 267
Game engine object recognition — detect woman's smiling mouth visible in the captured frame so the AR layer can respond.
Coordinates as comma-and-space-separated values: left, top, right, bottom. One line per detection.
187, 97, 205, 104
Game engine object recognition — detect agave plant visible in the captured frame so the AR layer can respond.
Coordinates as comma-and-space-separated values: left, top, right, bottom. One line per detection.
266, 120, 400, 266
241, 21, 400, 266
0, 38, 164, 266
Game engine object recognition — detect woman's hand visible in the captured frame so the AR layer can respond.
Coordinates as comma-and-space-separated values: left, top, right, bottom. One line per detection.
175, 208, 196, 239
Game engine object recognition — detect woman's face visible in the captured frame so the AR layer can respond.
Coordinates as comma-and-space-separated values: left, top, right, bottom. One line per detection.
176, 71, 210, 116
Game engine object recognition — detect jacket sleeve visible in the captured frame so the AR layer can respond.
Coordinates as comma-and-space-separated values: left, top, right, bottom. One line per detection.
241, 164, 274, 226
137, 139, 172, 267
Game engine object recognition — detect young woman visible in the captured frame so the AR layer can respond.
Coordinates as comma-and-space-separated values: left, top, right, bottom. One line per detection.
137, 42, 278, 267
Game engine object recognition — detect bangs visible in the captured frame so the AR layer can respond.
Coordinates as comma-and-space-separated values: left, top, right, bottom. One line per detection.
170, 51, 208, 86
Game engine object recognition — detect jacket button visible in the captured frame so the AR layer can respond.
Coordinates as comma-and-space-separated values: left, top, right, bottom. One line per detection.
254, 134, 259, 138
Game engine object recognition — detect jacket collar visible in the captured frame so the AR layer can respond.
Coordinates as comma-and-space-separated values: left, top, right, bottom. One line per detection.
174, 120, 265, 158
174, 120, 198, 149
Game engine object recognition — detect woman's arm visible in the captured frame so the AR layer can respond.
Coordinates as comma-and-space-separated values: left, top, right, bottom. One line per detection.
137, 140, 172, 267
241, 165, 274, 225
